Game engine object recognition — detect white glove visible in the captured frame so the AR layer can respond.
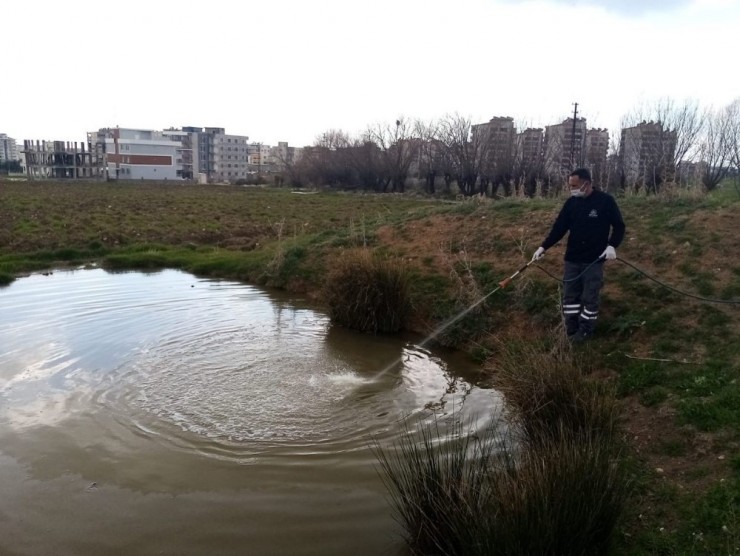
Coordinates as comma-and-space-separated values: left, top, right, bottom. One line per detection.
532, 247, 546, 261
601, 246, 616, 260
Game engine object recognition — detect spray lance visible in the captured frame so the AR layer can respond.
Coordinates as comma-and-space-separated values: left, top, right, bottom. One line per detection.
496, 260, 536, 291
469, 259, 540, 310
398, 259, 537, 362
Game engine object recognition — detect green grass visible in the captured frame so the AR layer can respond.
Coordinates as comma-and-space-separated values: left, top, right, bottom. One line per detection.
617, 361, 667, 397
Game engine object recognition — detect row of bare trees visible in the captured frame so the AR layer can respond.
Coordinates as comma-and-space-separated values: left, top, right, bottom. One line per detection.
612, 98, 740, 193
281, 97, 740, 195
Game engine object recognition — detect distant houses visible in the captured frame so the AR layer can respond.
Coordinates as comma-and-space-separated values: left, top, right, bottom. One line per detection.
3, 112, 719, 192
17, 126, 303, 184
469, 116, 611, 188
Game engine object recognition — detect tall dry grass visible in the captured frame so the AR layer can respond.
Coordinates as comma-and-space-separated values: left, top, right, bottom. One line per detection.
323, 248, 411, 333
490, 339, 622, 446
376, 339, 631, 555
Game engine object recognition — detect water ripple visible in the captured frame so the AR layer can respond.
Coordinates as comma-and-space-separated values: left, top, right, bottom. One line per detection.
0, 268, 498, 463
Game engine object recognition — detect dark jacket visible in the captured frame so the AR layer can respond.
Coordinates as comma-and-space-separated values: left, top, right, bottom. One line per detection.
541, 190, 625, 264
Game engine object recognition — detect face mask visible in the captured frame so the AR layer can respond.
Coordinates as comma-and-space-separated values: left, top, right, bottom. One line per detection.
569, 183, 588, 197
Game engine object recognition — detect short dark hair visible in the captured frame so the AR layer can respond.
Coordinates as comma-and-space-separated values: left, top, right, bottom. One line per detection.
569, 168, 591, 182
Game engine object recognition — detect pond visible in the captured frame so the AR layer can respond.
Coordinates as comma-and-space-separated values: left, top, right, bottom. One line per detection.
0, 268, 503, 555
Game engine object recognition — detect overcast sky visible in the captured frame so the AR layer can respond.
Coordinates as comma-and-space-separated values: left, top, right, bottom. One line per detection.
2, 0, 738, 147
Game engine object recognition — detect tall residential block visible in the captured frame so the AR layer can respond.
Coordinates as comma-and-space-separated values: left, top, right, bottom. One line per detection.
203, 128, 249, 182
586, 128, 609, 182
471, 116, 516, 173
619, 121, 677, 186
544, 117, 588, 177
516, 128, 544, 168
0, 133, 18, 163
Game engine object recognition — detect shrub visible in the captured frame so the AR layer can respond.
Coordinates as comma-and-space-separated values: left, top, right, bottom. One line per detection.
491, 340, 622, 445
324, 249, 410, 333
376, 412, 630, 556
488, 426, 630, 556
374, 415, 506, 556
376, 340, 631, 555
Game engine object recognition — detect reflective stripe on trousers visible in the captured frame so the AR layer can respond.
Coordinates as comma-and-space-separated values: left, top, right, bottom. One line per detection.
561, 260, 604, 335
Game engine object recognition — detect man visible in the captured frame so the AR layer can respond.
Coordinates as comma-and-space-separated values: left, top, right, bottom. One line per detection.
531, 168, 625, 342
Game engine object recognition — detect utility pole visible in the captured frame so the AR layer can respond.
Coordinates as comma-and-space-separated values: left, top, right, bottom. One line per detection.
570, 102, 579, 169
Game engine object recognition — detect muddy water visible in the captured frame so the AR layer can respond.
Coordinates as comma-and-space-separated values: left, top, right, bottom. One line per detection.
0, 268, 503, 555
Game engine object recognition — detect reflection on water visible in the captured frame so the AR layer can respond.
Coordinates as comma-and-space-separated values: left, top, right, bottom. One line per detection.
0, 268, 503, 556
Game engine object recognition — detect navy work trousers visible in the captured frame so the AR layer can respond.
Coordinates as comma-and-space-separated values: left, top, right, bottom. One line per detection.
562, 260, 604, 336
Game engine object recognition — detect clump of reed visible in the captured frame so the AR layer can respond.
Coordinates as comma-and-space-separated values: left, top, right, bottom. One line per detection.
374, 415, 508, 556
375, 340, 631, 556
323, 249, 411, 333
492, 339, 621, 446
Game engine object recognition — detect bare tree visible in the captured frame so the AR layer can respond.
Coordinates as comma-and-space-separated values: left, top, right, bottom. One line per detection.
298, 129, 354, 188
408, 119, 458, 195
511, 121, 545, 196
727, 98, 740, 183
365, 117, 420, 193
603, 134, 624, 194
344, 137, 384, 191
272, 145, 303, 187
475, 117, 516, 197
698, 105, 733, 191
437, 113, 489, 196
621, 98, 706, 190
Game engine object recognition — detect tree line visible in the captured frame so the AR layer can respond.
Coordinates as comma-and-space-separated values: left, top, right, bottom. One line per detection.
277, 98, 740, 195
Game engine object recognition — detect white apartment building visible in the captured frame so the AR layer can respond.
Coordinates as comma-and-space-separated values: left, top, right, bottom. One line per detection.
162, 129, 198, 179
102, 128, 182, 180
199, 127, 249, 182
0, 133, 18, 163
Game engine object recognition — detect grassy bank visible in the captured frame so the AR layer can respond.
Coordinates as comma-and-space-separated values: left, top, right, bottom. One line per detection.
1, 179, 738, 553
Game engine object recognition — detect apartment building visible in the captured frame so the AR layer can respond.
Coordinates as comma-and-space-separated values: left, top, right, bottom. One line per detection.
586, 128, 609, 183
201, 128, 249, 182
163, 128, 198, 179
471, 116, 516, 174
99, 128, 182, 180
516, 128, 544, 168
619, 121, 677, 186
0, 133, 18, 163
248, 142, 272, 173
544, 117, 588, 177
93, 126, 250, 182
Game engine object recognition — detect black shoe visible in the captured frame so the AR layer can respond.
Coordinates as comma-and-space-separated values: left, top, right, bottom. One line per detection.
569, 331, 591, 344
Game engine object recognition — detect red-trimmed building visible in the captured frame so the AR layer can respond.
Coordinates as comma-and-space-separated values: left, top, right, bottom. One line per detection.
99, 127, 182, 180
